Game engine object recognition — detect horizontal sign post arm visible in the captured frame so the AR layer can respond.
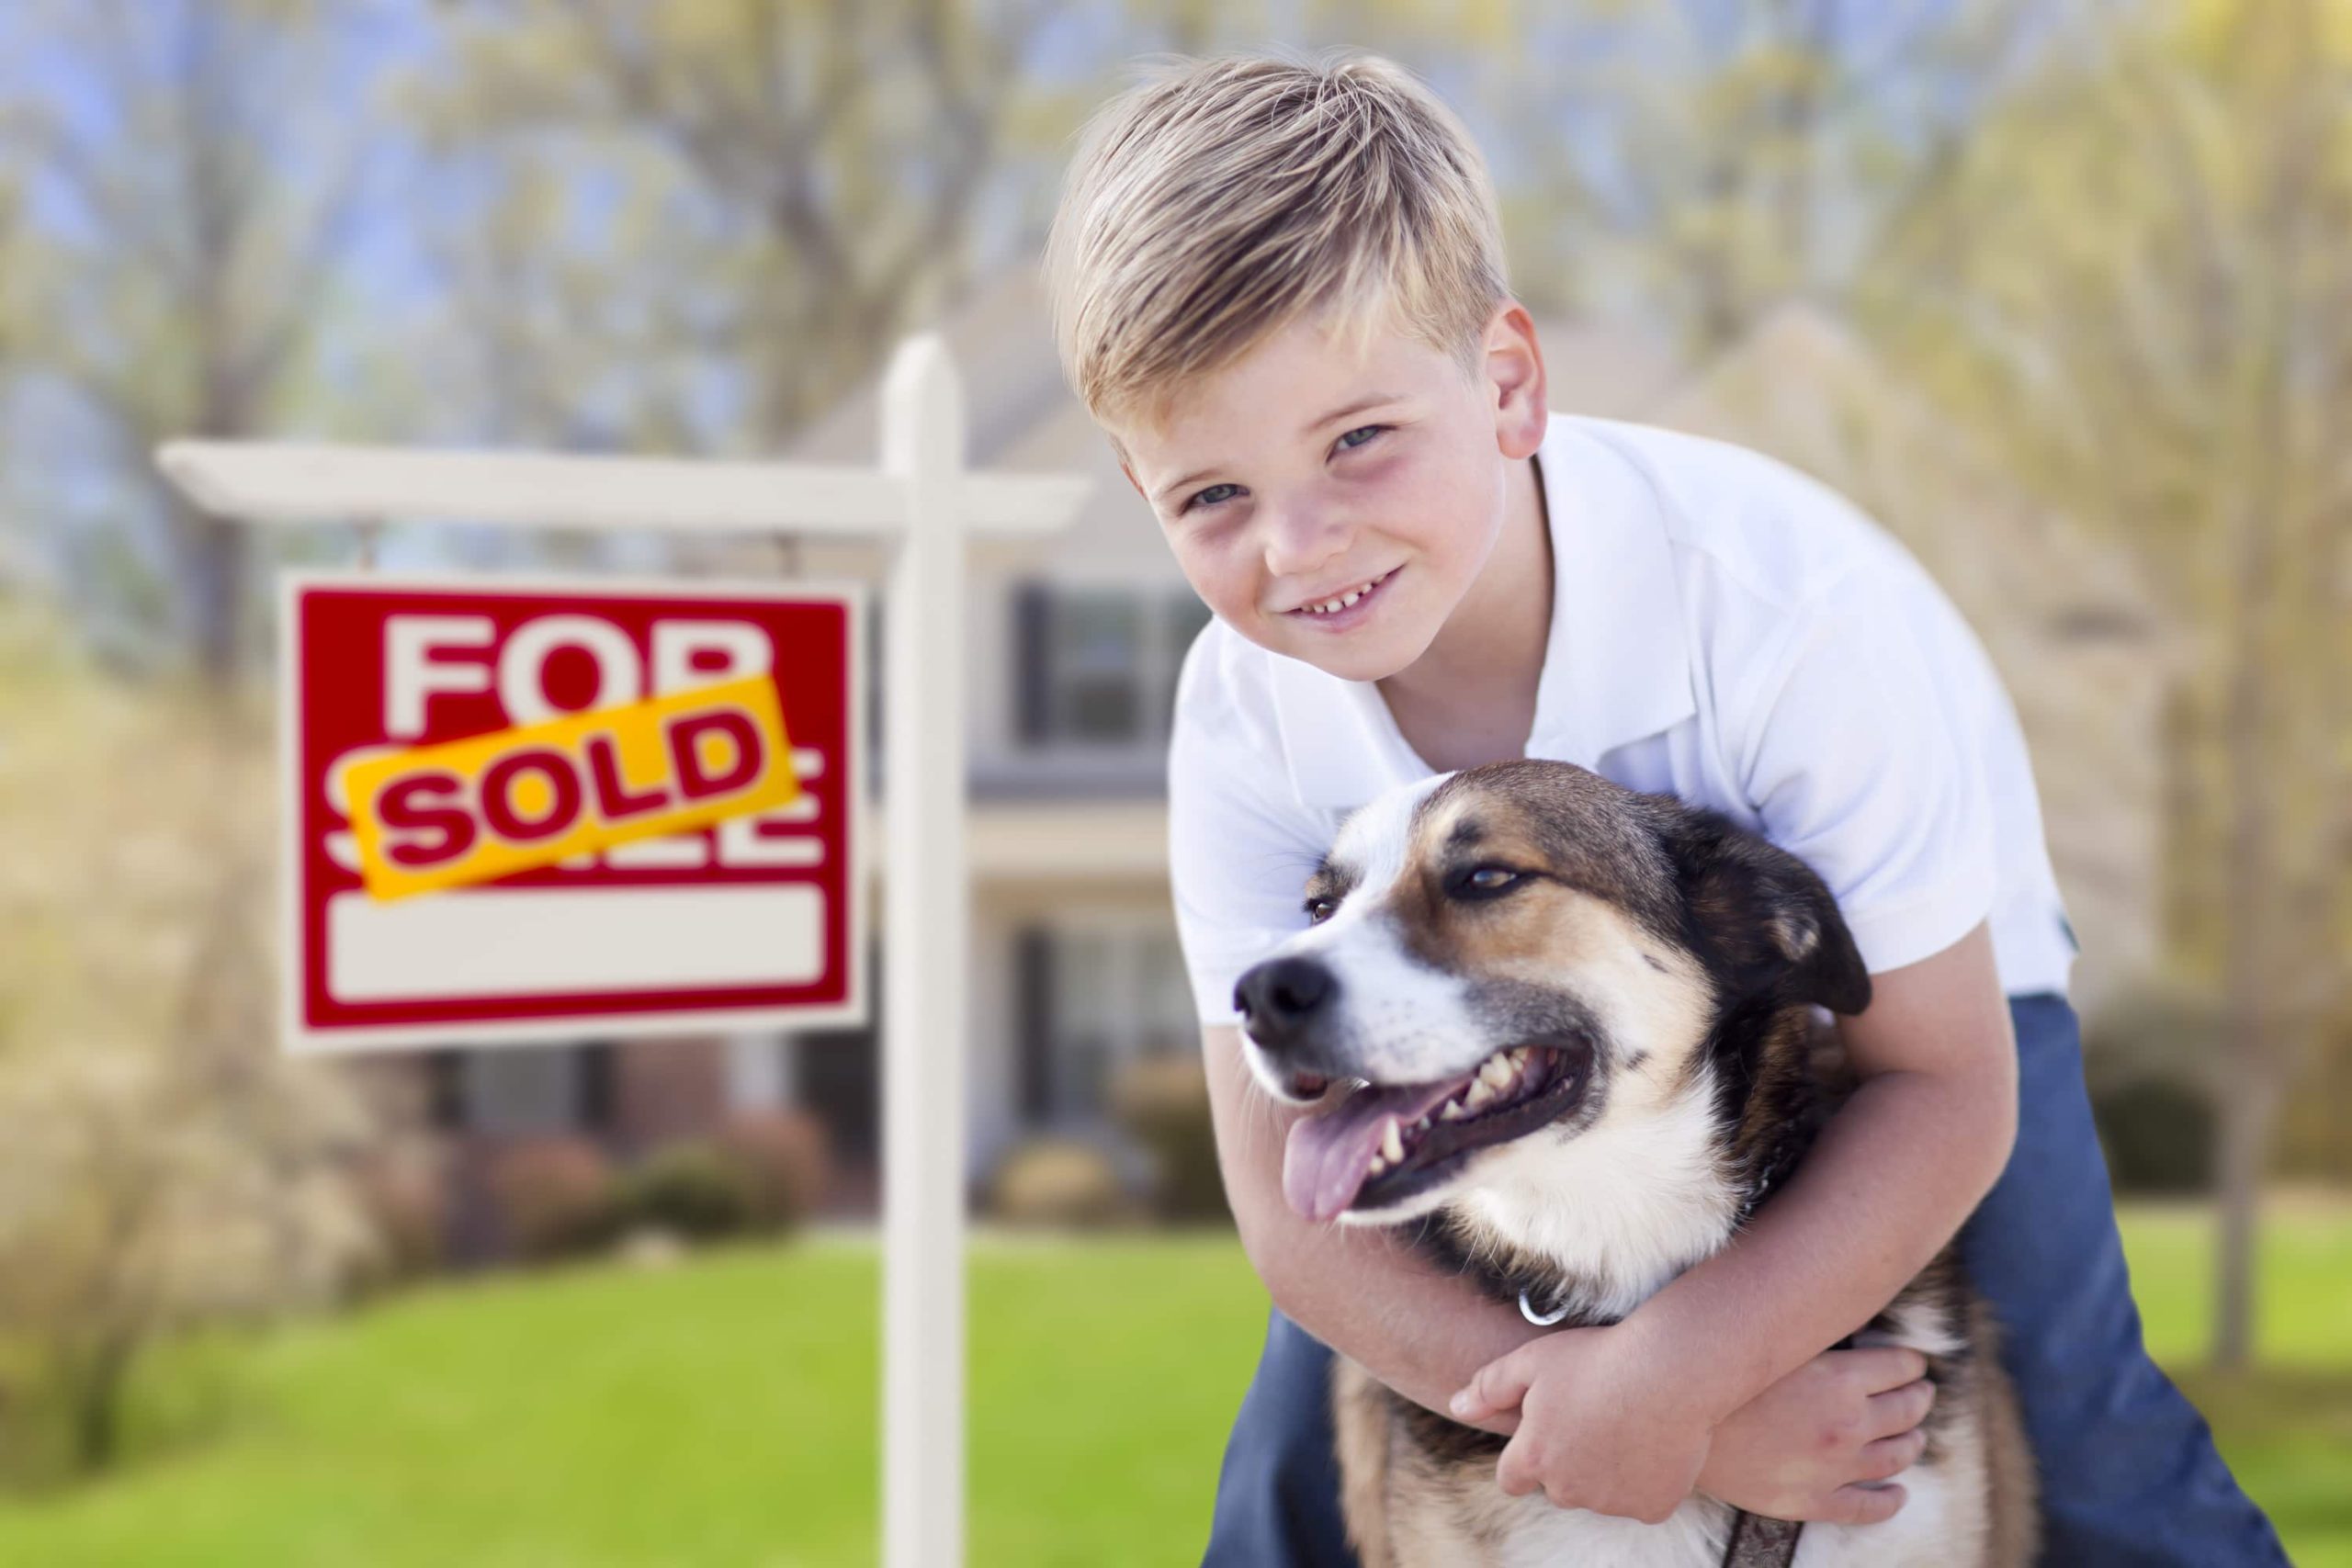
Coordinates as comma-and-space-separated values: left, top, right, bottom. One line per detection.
154, 440, 1090, 537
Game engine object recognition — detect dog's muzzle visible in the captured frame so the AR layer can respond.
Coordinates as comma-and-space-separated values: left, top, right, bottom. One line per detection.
1232, 954, 1351, 1092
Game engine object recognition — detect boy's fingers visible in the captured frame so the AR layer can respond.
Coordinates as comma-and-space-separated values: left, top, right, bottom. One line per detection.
1838, 1346, 1929, 1393
1856, 1428, 1929, 1483
1494, 1436, 1544, 1498
1450, 1350, 1534, 1419
1824, 1482, 1907, 1527
1864, 1377, 1938, 1439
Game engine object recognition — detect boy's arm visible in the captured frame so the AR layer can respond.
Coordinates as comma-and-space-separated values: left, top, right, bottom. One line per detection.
1620, 917, 2018, 1398
1450, 919, 2018, 1519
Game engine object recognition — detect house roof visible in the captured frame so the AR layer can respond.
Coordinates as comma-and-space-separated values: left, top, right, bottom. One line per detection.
1637, 298, 2171, 652
781, 264, 1069, 469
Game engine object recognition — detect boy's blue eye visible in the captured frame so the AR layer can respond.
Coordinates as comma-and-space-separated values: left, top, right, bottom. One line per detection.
1177, 423, 1388, 514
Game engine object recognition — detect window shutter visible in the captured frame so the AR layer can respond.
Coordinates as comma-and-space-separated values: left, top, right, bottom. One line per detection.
1012, 580, 1052, 745
578, 1043, 617, 1134
1015, 924, 1056, 1122
425, 1049, 465, 1132
1161, 592, 1213, 739
866, 599, 887, 790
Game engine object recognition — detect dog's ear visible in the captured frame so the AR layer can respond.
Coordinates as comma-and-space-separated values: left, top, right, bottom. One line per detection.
1660, 807, 1872, 1016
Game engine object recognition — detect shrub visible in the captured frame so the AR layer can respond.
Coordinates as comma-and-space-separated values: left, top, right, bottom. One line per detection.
2092, 1077, 2216, 1195
2081, 986, 2225, 1095
2080, 986, 2222, 1196
984, 1136, 1147, 1229
345, 1145, 450, 1292
1107, 1052, 1231, 1225
486, 1136, 625, 1263
622, 1140, 760, 1243
713, 1108, 831, 1235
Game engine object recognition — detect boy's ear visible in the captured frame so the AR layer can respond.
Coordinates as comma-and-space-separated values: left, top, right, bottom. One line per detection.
1660, 807, 1872, 1017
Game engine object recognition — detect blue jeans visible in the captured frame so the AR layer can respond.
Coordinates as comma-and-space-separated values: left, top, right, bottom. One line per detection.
1200, 992, 2288, 1566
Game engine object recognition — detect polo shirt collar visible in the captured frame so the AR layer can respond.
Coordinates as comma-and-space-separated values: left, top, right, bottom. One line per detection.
1269, 414, 1695, 809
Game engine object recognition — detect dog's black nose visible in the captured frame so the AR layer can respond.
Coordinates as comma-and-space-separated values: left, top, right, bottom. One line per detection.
1233, 956, 1337, 1047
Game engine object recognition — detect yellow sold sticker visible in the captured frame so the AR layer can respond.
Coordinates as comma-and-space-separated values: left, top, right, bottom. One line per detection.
345, 674, 799, 901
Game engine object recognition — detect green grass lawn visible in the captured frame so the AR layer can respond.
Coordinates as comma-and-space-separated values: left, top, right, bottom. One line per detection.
0, 1204, 2342, 1566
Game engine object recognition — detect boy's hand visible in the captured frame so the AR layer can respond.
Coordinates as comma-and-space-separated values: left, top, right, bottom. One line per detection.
1447, 1319, 1717, 1525
1694, 1347, 1934, 1524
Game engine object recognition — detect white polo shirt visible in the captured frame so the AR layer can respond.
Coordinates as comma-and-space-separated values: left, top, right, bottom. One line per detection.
1166, 412, 2078, 1030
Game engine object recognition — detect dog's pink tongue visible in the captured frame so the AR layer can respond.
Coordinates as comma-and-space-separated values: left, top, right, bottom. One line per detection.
1283, 1077, 1465, 1223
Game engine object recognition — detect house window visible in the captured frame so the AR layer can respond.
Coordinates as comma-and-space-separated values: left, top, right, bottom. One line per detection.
1014, 581, 1213, 748
459, 1045, 581, 1137
453, 1042, 612, 1137
1023, 916, 1201, 1124
1161, 592, 1214, 732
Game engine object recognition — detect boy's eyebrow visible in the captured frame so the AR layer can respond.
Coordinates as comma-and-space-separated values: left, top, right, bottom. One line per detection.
1151, 390, 1404, 505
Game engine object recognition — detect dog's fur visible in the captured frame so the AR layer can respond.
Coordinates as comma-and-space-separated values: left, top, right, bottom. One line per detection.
1231, 760, 2037, 1567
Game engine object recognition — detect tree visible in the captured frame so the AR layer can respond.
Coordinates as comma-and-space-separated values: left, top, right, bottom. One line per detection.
1487, 0, 2042, 358
391, 0, 1083, 457
0, 0, 379, 681
1861, 0, 2352, 1369
0, 602, 378, 1477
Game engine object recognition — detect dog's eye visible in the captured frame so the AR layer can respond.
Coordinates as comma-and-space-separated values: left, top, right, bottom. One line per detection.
1305, 897, 1338, 923
1455, 865, 1523, 898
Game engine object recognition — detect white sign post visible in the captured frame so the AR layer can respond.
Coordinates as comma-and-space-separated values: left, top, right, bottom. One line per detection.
156, 333, 1088, 1568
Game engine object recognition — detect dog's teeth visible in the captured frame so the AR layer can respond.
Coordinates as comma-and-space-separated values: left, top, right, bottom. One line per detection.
1439, 1098, 1468, 1121
1368, 1154, 1387, 1176
1410, 1113, 1431, 1134
1479, 1057, 1513, 1089
1381, 1119, 1405, 1163
1464, 1078, 1494, 1111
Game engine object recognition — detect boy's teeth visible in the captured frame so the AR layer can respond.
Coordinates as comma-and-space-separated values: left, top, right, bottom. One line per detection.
1301, 572, 1382, 614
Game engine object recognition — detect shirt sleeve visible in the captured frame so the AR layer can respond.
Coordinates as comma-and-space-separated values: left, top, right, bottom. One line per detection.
1164, 672, 1327, 1030
1735, 565, 1999, 976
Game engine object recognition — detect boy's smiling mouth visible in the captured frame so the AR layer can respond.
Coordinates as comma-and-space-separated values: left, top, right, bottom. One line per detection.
1284, 564, 1399, 626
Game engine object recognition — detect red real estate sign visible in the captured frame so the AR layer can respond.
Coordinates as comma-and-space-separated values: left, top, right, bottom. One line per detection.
280, 573, 866, 1052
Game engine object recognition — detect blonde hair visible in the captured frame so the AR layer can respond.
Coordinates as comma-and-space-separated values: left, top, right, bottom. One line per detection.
1043, 47, 1512, 457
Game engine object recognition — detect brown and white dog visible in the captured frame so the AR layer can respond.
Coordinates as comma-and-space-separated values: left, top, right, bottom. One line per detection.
1231, 759, 2036, 1568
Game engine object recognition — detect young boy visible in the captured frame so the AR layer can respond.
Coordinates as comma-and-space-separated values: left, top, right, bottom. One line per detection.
1043, 47, 2288, 1566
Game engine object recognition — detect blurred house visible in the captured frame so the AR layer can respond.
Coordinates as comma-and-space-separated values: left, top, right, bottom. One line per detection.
400, 268, 2171, 1244
1644, 299, 2177, 1015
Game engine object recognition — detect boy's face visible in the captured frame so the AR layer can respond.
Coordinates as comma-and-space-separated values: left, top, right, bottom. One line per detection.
1112, 303, 1534, 684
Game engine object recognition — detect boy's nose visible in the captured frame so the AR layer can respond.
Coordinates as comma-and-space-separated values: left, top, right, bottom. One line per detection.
1261, 506, 1352, 581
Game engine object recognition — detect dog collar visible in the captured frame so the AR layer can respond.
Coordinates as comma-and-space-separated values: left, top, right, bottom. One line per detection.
1518, 1287, 1571, 1326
